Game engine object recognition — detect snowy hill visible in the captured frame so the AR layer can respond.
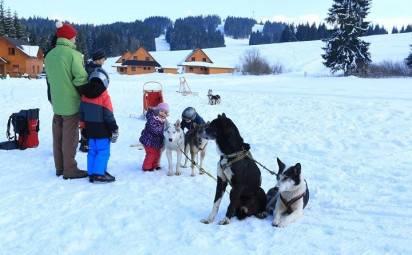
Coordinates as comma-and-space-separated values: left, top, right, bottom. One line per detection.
149, 32, 411, 76
0, 32, 412, 255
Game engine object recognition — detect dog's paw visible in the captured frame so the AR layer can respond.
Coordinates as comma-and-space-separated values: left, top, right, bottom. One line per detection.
255, 212, 267, 219
218, 217, 230, 225
200, 218, 212, 224
167, 171, 174, 176
190, 172, 195, 177
272, 220, 281, 227
272, 221, 287, 228
175, 171, 182, 176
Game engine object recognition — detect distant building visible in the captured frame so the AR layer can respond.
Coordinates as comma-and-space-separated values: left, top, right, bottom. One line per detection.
179, 48, 235, 74
0, 36, 44, 78
114, 47, 160, 75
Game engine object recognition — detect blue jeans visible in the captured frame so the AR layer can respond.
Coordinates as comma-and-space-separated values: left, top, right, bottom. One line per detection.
87, 138, 110, 176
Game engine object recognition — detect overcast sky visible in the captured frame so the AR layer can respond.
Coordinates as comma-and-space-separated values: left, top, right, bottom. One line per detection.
7, 0, 412, 29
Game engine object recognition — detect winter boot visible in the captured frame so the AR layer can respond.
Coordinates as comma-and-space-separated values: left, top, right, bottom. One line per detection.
63, 169, 88, 180
89, 173, 115, 183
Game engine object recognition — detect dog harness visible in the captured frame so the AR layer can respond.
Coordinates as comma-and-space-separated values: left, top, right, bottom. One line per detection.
219, 150, 252, 171
280, 181, 308, 215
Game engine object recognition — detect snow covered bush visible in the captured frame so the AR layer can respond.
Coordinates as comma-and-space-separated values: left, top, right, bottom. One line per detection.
406, 46, 412, 68
272, 62, 284, 74
241, 49, 282, 75
362, 61, 411, 78
322, 0, 372, 76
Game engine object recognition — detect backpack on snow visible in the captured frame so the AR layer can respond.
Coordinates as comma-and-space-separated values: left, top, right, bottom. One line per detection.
0, 109, 40, 150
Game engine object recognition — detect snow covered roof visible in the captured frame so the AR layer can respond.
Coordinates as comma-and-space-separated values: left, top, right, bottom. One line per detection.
19, 45, 40, 58
1, 36, 41, 58
150, 50, 190, 69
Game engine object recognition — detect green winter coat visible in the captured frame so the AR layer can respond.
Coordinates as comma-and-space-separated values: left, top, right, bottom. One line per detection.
45, 38, 88, 116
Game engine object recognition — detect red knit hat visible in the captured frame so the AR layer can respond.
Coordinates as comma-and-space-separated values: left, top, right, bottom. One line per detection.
55, 21, 77, 40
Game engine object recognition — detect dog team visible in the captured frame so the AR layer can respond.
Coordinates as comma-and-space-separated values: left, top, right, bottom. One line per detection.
78, 59, 309, 227
45, 22, 308, 228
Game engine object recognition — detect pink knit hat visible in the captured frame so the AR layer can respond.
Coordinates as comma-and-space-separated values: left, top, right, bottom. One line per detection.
156, 102, 169, 113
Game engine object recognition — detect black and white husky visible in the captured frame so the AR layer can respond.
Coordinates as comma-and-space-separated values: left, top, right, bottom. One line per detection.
164, 120, 184, 176
183, 124, 208, 176
200, 113, 266, 225
207, 89, 221, 105
266, 158, 309, 227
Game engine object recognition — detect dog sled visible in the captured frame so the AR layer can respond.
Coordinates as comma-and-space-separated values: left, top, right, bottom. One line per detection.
177, 77, 198, 96
143, 81, 164, 115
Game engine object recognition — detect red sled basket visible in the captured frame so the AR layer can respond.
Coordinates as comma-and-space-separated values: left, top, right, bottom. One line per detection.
143, 81, 164, 115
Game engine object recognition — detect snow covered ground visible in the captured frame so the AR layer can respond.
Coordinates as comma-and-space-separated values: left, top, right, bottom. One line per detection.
0, 72, 411, 255
1, 32, 412, 254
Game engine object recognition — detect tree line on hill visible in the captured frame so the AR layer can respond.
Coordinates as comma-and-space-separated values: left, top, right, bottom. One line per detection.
21, 16, 172, 58
391, 25, 412, 34
165, 15, 224, 50
0, 0, 26, 40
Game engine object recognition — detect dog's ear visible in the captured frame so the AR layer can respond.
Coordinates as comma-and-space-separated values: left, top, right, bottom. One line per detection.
277, 157, 286, 173
293, 163, 301, 176
217, 114, 221, 118
174, 119, 180, 129
222, 113, 226, 118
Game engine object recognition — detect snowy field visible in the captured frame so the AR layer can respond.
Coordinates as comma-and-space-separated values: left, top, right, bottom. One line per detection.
0, 73, 411, 255
1, 33, 412, 254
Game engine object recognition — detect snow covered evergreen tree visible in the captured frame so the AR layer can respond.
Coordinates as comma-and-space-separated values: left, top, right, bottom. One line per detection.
322, 0, 371, 75
0, 0, 5, 36
406, 46, 412, 68
4, 7, 15, 37
13, 11, 25, 39
280, 25, 297, 42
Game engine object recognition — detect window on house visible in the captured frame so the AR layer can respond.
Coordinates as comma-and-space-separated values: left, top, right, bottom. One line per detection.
133, 56, 138, 60
189, 67, 193, 71
202, 58, 207, 62
8, 48, 15, 55
32, 66, 35, 73
131, 67, 137, 71
191, 57, 195, 61
147, 67, 151, 70
37, 66, 40, 73
122, 58, 125, 62
145, 57, 150, 61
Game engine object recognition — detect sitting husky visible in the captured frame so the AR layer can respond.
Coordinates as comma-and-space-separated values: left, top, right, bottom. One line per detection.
266, 158, 309, 227
164, 120, 184, 176
183, 123, 208, 176
200, 113, 266, 225
207, 89, 221, 105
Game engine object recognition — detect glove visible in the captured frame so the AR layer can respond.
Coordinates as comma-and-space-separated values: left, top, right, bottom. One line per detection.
111, 130, 119, 143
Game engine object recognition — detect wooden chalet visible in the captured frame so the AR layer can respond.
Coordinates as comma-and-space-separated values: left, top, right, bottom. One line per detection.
0, 36, 44, 78
179, 48, 235, 74
114, 47, 160, 75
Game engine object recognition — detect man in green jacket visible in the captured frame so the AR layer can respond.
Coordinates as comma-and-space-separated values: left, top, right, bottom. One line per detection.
45, 22, 89, 179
